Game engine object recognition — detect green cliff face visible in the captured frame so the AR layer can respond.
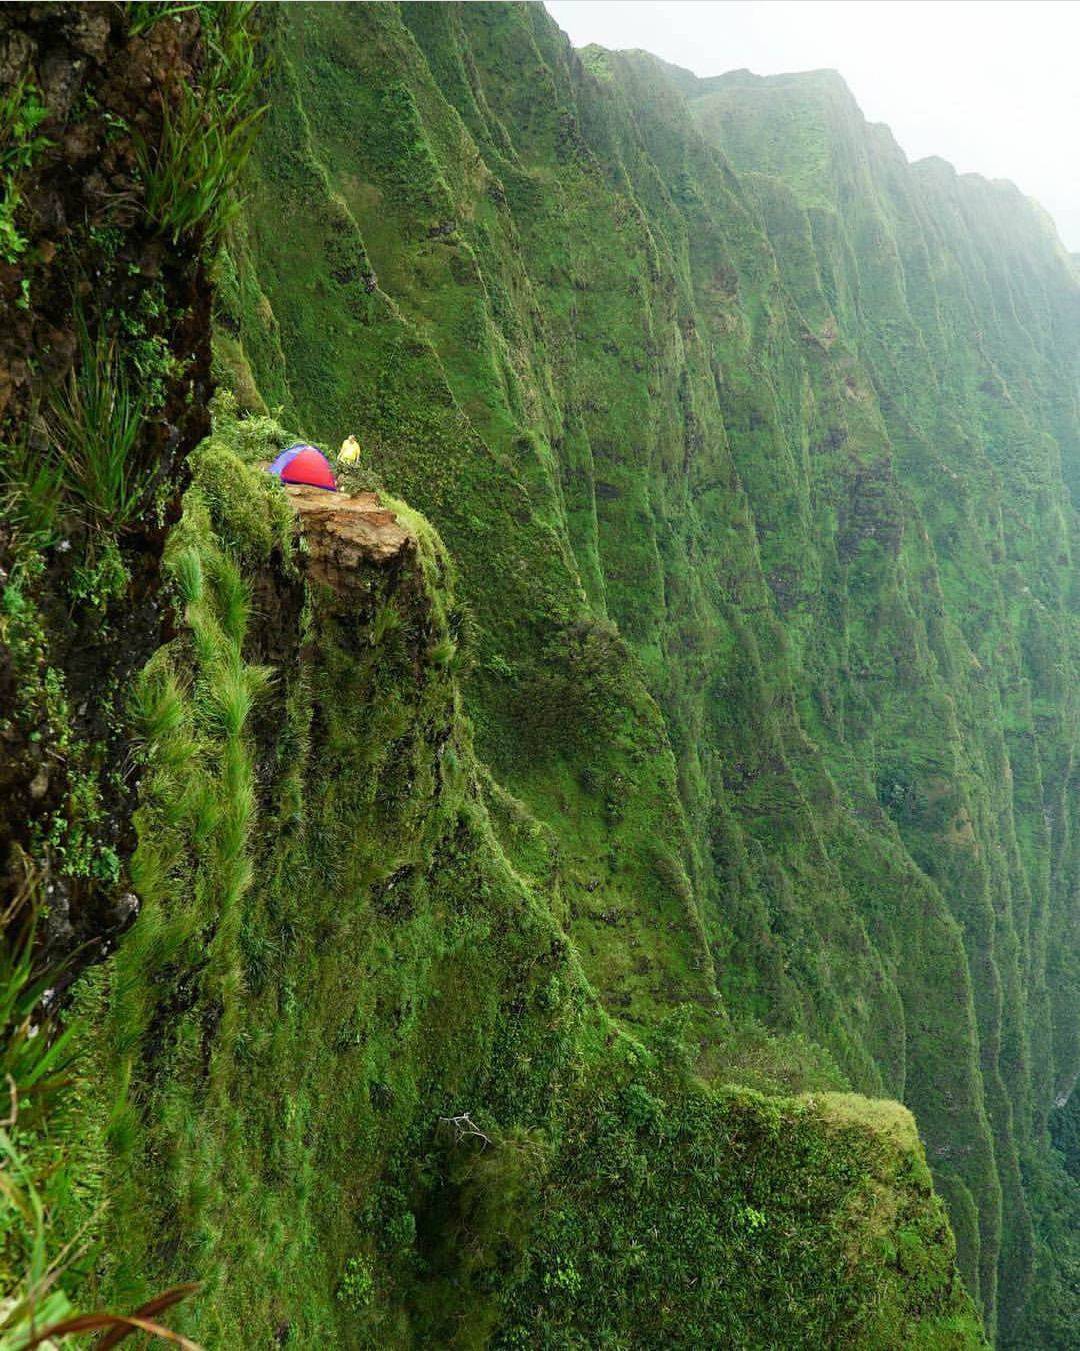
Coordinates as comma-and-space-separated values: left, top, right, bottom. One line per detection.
79, 402, 980, 1346
2, 1, 1078, 1346
217, 3, 1077, 1341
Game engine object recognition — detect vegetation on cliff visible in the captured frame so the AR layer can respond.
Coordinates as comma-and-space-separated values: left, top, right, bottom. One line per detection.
221, 4, 1077, 1342
81, 397, 981, 1345
0, 1, 1076, 1346
0, 2, 265, 1342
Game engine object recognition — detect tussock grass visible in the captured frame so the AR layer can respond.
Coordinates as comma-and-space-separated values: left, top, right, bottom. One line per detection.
171, 548, 204, 607
134, 4, 267, 245
0, 439, 65, 549
1, 316, 152, 548
136, 91, 265, 246
205, 551, 250, 646
130, 664, 188, 746
45, 320, 150, 531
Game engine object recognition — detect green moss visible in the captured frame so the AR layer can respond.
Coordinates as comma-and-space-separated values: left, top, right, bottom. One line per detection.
66, 404, 978, 1345
12, 0, 1077, 1342
221, 4, 1078, 1338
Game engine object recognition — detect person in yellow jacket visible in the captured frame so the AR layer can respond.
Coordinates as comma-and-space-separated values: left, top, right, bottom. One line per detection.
339, 434, 361, 464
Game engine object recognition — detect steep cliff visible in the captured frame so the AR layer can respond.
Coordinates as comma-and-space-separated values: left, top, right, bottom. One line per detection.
78, 399, 979, 1345
217, 4, 1077, 1342
2, 2, 1077, 1346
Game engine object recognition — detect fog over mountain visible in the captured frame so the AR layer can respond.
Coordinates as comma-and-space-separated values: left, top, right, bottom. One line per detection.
549, 0, 1080, 249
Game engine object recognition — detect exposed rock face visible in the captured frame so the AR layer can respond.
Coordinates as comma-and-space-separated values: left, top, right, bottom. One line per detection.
284, 485, 413, 586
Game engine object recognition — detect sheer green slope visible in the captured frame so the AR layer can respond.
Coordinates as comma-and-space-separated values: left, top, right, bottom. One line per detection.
216, 5, 1079, 1341
83, 405, 981, 1346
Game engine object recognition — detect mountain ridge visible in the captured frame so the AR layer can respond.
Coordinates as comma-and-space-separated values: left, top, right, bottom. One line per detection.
1, 3, 1077, 1345
207, 5, 1077, 1337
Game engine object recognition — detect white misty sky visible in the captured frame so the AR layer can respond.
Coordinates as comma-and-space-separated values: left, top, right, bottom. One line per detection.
544, 0, 1080, 250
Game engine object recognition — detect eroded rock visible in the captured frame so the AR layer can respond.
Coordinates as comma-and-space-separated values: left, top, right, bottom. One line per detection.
284, 484, 413, 591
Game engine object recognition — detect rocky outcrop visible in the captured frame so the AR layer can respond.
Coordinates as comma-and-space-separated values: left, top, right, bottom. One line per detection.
284, 485, 413, 586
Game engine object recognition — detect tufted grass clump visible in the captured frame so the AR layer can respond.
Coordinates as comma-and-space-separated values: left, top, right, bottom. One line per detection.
1, 324, 156, 551
137, 89, 265, 246
45, 319, 150, 532
170, 545, 204, 607
2, 317, 153, 548
0, 438, 65, 550
134, 4, 267, 245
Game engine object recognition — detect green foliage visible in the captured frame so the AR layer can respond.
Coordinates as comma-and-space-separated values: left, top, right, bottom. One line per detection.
61, 390, 981, 1349
483, 1079, 983, 1349
69, 536, 131, 609
0, 80, 50, 264
1050, 1095, 1080, 1183
0, 438, 65, 551
112, 283, 180, 412
44, 318, 150, 532
450, 1121, 553, 1264
337, 1256, 374, 1313
0, 315, 158, 550
429, 635, 457, 668
0, 894, 75, 1130
0, 5, 277, 1343
136, 88, 263, 245
220, 2, 1078, 1340
125, 2, 196, 38
134, 4, 267, 244
209, 392, 293, 464
185, 437, 293, 566
15, 0, 1076, 1343
0, 1133, 77, 1349
0, 865, 87, 1346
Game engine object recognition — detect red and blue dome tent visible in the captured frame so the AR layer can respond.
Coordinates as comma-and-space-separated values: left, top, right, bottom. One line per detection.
267, 443, 338, 492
